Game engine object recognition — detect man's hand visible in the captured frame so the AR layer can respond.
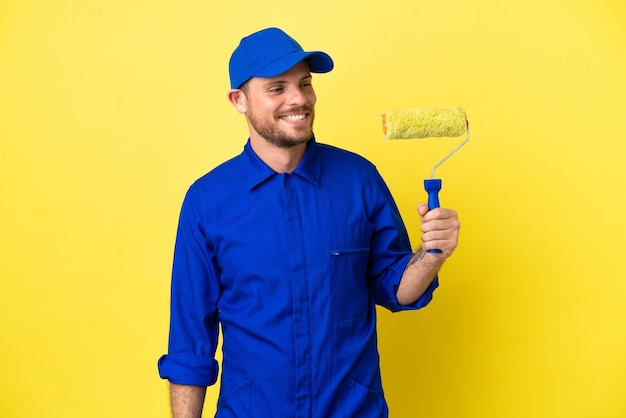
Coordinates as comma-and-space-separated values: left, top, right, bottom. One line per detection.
396, 204, 460, 305
417, 203, 460, 257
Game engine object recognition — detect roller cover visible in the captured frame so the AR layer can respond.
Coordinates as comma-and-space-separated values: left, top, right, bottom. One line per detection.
382, 106, 467, 139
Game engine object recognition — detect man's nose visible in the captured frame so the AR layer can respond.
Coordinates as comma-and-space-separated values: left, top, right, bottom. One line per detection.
286, 86, 307, 105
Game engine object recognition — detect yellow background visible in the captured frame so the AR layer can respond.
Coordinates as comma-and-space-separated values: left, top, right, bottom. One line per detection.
1, 0, 625, 416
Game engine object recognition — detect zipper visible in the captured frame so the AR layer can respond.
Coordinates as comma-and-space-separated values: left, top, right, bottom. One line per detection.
329, 247, 369, 256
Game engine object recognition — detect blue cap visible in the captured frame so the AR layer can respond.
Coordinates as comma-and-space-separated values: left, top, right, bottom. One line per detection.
229, 27, 334, 89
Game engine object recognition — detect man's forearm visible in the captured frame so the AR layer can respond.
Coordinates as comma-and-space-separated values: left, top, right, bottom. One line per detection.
170, 383, 207, 418
396, 246, 443, 305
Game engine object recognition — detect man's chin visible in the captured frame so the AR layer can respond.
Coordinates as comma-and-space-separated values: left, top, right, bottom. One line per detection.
270, 135, 311, 149
265, 128, 313, 148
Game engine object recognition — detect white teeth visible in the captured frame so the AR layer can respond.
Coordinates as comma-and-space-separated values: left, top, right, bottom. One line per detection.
282, 114, 306, 122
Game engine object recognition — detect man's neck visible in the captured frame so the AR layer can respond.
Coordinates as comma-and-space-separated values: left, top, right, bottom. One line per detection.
249, 136, 309, 174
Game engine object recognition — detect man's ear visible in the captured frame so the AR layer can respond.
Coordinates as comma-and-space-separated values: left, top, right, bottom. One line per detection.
227, 89, 248, 114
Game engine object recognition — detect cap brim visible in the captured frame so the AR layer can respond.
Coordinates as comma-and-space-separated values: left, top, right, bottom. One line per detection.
253, 51, 334, 79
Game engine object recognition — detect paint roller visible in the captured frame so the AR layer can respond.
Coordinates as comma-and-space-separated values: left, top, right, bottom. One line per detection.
381, 106, 470, 253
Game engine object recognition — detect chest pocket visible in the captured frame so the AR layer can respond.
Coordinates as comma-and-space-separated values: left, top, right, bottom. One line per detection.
328, 225, 374, 323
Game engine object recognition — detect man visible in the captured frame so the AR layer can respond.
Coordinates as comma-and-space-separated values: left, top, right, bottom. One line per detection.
158, 27, 460, 417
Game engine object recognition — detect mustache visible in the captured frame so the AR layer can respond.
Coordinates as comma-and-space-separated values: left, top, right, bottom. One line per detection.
278, 106, 313, 116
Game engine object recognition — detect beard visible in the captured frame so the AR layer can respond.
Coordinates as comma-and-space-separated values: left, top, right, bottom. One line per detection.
246, 106, 314, 148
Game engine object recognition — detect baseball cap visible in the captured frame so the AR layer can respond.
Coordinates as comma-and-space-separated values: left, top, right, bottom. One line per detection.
229, 27, 334, 89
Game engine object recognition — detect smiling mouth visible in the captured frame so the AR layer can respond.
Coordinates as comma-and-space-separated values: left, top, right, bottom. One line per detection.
279, 113, 307, 122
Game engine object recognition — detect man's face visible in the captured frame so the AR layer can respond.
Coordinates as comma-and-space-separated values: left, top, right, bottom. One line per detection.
242, 61, 317, 148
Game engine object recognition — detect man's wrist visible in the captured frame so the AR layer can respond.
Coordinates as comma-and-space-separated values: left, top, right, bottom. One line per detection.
405, 246, 427, 270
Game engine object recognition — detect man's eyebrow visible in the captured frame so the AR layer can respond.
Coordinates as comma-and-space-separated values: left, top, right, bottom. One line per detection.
263, 80, 287, 87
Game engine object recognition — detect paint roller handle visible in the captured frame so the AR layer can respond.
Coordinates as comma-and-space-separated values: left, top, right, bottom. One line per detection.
424, 179, 443, 254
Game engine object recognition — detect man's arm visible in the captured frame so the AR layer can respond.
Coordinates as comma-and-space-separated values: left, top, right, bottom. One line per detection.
396, 203, 460, 305
170, 383, 207, 418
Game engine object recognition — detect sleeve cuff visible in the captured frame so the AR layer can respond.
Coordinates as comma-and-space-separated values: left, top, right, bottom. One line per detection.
379, 270, 439, 313
157, 353, 219, 386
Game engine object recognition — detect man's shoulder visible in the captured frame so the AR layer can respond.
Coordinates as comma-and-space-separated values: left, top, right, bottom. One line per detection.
186, 152, 246, 196
200, 153, 242, 180
314, 142, 376, 169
